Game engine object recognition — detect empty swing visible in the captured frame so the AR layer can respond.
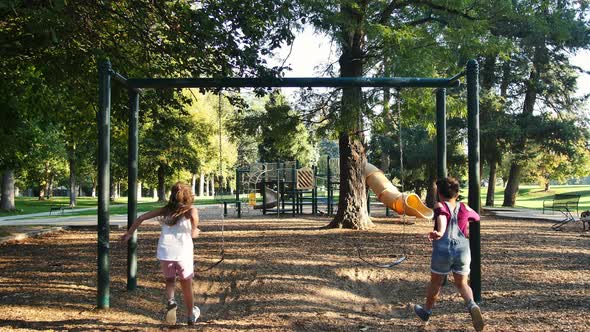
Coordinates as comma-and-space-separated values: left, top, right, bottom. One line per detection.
195, 90, 226, 272
356, 88, 410, 268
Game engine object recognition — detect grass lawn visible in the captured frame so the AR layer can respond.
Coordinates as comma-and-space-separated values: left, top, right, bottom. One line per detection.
0, 197, 117, 216
0, 195, 239, 218
478, 184, 590, 212
3, 185, 589, 218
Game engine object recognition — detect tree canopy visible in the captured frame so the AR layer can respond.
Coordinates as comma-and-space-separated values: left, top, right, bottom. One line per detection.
1, 0, 589, 216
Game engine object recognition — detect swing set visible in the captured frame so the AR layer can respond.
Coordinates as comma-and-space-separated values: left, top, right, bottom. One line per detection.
96, 59, 483, 309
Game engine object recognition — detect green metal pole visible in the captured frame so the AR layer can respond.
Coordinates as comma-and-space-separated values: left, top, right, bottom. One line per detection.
436, 88, 447, 179
292, 163, 296, 217
279, 162, 285, 215
296, 160, 301, 214
127, 89, 139, 291
327, 156, 332, 216
262, 164, 267, 215
97, 60, 111, 308
312, 166, 317, 215
467, 59, 482, 303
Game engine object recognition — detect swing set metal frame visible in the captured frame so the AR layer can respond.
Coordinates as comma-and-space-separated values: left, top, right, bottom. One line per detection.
96, 59, 482, 309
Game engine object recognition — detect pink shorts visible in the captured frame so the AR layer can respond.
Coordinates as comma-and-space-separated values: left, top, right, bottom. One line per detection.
159, 259, 194, 280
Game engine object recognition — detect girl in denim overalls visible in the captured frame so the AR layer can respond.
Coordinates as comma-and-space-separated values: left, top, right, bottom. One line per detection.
413, 177, 484, 331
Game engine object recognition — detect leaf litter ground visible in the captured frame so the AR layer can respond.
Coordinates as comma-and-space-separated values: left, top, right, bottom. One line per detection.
0, 211, 588, 331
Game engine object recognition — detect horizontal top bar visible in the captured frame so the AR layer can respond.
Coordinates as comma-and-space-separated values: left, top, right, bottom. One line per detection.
110, 69, 143, 93
126, 76, 461, 89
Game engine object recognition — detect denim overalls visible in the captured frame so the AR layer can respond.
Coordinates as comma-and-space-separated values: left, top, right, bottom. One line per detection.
430, 202, 471, 275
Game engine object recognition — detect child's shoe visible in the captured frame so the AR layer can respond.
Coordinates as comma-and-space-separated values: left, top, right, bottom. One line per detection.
165, 299, 177, 325
468, 303, 484, 331
187, 306, 200, 326
413, 304, 431, 322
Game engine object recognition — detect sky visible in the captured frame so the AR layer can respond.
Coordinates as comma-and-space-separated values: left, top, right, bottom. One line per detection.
270, 27, 590, 99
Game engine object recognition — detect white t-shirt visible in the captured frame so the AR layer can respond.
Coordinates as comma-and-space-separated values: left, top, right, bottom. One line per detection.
156, 215, 194, 261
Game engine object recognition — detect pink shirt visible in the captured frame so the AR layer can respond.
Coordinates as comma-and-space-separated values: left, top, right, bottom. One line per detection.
434, 201, 480, 236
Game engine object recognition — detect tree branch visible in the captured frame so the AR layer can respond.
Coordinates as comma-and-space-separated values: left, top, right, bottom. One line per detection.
415, 0, 478, 21
378, 0, 411, 25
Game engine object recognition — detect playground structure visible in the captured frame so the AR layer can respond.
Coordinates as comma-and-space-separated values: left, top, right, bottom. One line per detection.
228, 158, 434, 220
227, 159, 338, 218
97, 59, 482, 308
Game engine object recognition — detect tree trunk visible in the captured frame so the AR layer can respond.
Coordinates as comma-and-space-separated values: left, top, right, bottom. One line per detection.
227, 177, 233, 194
199, 171, 205, 197
380, 154, 390, 175
110, 178, 117, 202
204, 175, 209, 196
502, 46, 545, 207
46, 173, 53, 200
327, 132, 372, 229
137, 182, 142, 199
0, 169, 16, 211
485, 160, 497, 207
157, 164, 166, 202
191, 174, 197, 195
91, 177, 97, 198
210, 175, 215, 197
68, 148, 77, 207
327, 0, 371, 229
39, 163, 50, 200
425, 175, 437, 208
39, 186, 46, 200
502, 163, 521, 207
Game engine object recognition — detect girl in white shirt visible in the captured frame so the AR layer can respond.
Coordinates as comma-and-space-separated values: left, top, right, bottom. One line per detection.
121, 182, 200, 325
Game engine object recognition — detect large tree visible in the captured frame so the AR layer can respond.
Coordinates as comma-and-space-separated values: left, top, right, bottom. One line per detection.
498, 0, 590, 206
299, 0, 488, 229
2, 0, 300, 204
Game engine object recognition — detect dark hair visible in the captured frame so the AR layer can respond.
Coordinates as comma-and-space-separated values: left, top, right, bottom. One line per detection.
163, 182, 194, 226
436, 177, 460, 199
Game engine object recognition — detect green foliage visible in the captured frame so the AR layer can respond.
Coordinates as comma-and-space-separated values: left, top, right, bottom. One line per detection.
2, 0, 300, 195
230, 92, 314, 165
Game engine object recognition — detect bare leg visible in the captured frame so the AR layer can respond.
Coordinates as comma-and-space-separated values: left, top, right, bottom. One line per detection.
425, 273, 446, 310
165, 277, 176, 301
452, 273, 474, 303
180, 278, 194, 313
453, 273, 484, 331
164, 277, 178, 325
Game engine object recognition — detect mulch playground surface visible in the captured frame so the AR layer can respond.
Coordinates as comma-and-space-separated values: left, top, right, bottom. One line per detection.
0, 211, 588, 331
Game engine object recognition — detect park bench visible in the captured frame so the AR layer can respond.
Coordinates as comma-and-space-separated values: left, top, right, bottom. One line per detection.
49, 204, 73, 215
543, 194, 581, 230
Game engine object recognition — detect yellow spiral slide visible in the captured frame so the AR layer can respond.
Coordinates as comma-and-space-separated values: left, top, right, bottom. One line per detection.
364, 162, 434, 219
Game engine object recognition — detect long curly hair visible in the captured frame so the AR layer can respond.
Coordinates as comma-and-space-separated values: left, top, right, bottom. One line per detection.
163, 182, 194, 226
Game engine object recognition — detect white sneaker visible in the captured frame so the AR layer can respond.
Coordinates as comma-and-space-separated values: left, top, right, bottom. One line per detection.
469, 304, 484, 331
187, 306, 200, 325
165, 299, 177, 325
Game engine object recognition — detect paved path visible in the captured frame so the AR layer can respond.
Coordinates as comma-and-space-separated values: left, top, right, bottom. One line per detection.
0, 204, 228, 227
0, 205, 578, 243
0, 205, 126, 222
0, 214, 129, 227
1, 205, 573, 226
482, 206, 572, 222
